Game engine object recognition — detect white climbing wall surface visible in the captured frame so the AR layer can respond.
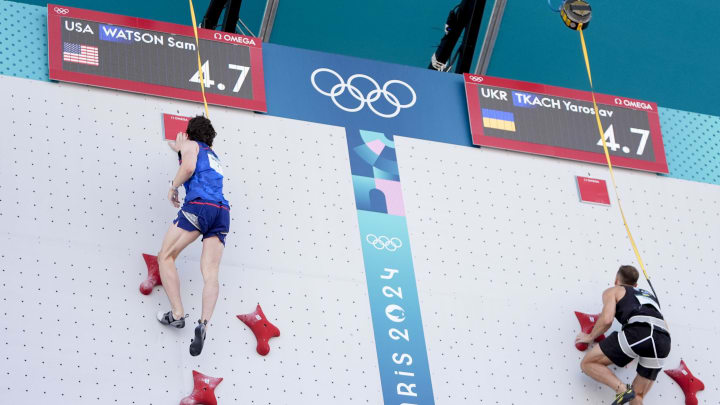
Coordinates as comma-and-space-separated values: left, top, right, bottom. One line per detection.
0, 75, 382, 404
1, 72, 719, 404
396, 135, 719, 404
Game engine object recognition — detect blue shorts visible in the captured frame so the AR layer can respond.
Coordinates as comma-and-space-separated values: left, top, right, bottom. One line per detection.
173, 199, 231, 245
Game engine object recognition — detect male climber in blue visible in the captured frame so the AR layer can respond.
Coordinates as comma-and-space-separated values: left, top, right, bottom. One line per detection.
576, 265, 671, 404
155, 116, 230, 356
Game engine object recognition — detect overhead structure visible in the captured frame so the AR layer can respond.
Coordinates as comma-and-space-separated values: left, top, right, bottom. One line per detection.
428, 0, 488, 73
259, 0, 280, 42
473, 0, 506, 75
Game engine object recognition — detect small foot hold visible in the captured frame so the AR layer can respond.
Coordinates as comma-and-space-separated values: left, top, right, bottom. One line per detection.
664, 360, 705, 405
189, 320, 207, 356
574, 311, 606, 351
140, 253, 162, 295
237, 304, 280, 356
179, 370, 222, 405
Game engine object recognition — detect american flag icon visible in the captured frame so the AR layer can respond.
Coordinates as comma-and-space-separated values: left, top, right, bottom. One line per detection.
63, 42, 99, 66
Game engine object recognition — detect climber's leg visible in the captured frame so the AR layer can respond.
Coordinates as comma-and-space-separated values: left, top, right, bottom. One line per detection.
629, 374, 653, 405
581, 343, 627, 394
157, 223, 200, 320
200, 235, 224, 325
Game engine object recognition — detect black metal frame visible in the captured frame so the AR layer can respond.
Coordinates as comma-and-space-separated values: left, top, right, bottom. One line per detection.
429, 0, 487, 74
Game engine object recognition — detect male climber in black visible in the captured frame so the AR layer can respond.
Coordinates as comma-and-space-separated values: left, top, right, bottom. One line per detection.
576, 265, 671, 404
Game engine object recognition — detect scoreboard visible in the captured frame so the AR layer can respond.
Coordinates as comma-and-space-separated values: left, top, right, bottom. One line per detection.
47, 4, 266, 112
464, 74, 668, 173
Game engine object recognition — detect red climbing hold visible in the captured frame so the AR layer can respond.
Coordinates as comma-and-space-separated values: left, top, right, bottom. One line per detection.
574, 311, 606, 351
237, 304, 280, 356
179, 370, 223, 405
139, 253, 162, 295
664, 360, 705, 405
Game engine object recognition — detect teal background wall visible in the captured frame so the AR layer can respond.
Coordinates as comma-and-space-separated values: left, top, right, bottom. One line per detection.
0, 0, 47, 80
12, 0, 267, 33
14, 0, 476, 67
270, 0, 494, 68
2, 0, 719, 185
488, 1, 720, 118
11, 0, 720, 116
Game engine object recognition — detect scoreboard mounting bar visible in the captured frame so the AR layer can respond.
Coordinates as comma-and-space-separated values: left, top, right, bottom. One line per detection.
48, 4, 266, 112
464, 74, 668, 173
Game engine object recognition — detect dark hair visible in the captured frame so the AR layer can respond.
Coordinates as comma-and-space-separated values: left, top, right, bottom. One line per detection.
617, 265, 639, 285
186, 115, 216, 147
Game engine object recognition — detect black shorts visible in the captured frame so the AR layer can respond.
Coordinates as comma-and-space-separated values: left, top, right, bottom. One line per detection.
599, 324, 671, 380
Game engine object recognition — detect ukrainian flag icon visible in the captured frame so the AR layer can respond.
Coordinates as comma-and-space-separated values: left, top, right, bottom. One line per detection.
482, 108, 516, 132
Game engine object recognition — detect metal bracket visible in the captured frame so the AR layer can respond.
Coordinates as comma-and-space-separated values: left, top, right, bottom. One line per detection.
235, 18, 256, 37
473, 0, 507, 75
258, 0, 280, 42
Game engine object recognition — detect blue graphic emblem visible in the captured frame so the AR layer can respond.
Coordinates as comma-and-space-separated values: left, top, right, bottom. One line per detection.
347, 129, 435, 405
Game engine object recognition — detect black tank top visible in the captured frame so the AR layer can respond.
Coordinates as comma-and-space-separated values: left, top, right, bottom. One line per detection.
615, 286, 663, 325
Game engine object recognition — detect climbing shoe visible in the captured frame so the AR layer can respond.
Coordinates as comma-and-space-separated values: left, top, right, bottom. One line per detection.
157, 310, 186, 328
611, 384, 636, 405
189, 320, 207, 356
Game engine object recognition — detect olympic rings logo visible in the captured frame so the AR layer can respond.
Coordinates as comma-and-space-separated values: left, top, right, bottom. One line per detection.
366, 234, 403, 252
54, 7, 70, 15
468, 75, 484, 82
310, 68, 416, 118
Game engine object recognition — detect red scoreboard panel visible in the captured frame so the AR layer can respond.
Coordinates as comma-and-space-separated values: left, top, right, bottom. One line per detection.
464, 74, 668, 173
48, 4, 266, 112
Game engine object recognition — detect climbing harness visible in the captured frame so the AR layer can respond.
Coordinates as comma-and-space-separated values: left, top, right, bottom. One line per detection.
619, 316, 669, 370
617, 289, 668, 369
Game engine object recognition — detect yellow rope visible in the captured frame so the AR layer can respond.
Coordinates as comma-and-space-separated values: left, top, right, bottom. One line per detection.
189, 0, 210, 118
578, 23, 654, 287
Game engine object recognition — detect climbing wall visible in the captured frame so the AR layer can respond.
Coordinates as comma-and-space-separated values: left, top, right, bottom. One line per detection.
0, 0, 48, 81
659, 107, 720, 186
0, 74, 383, 404
2, 2, 720, 400
396, 135, 720, 404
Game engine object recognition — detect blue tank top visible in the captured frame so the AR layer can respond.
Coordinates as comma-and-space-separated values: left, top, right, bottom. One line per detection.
182, 141, 229, 206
